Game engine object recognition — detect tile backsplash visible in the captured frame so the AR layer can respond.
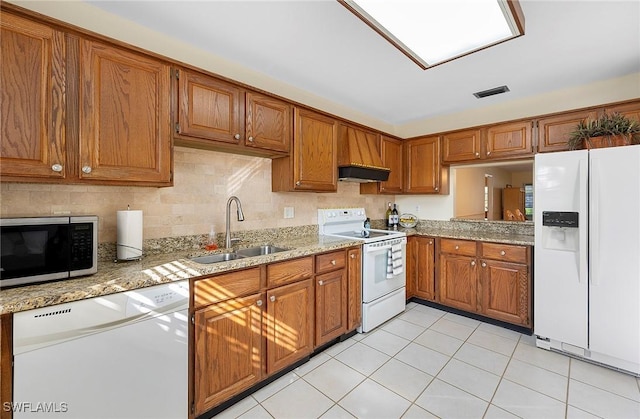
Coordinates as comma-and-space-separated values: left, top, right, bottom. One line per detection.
1, 147, 390, 242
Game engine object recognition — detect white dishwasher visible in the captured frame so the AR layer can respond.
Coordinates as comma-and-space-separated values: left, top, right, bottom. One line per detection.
13, 281, 189, 419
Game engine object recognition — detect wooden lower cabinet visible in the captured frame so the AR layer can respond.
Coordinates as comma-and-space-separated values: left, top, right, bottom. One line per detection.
480, 259, 530, 326
406, 236, 436, 301
439, 253, 478, 312
315, 269, 347, 346
346, 247, 362, 331
266, 279, 314, 374
1, 314, 12, 419
194, 293, 264, 416
437, 238, 532, 328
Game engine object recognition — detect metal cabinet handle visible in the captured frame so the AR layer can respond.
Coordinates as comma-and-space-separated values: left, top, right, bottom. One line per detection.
318, 280, 324, 286
350, 253, 356, 259
51, 164, 63, 172
429, 240, 433, 245
471, 260, 476, 266
435, 187, 439, 191
475, 152, 480, 157
82, 166, 92, 174
248, 136, 254, 142
295, 181, 301, 186
487, 151, 491, 156
455, 245, 459, 250
500, 250, 506, 256
482, 262, 487, 268
256, 300, 263, 307
270, 295, 276, 302
234, 133, 240, 140
331, 260, 336, 266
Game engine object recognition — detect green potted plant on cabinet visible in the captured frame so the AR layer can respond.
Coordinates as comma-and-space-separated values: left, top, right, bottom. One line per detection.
567, 112, 640, 150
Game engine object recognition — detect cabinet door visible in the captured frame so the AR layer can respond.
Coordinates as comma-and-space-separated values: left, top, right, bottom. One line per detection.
79, 40, 171, 184
414, 237, 436, 301
438, 254, 477, 312
347, 247, 362, 331
605, 100, 640, 123
266, 279, 314, 374
405, 136, 446, 194
480, 260, 530, 327
176, 69, 243, 144
315, 269, 347, 346
379, 136, 403, 193
484, 121, 533, 159
537, 110, 597, 153
0, 14, 66, 179
194, 293, 264, 415
292, 108, 338, 191
245, 92, 291, 153
442, 129, 482, 163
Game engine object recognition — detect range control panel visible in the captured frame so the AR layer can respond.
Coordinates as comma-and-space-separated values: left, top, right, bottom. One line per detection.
542, 211, 579, 228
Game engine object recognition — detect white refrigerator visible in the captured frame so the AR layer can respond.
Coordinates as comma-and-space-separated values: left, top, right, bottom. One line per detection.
534, 145, 640, 375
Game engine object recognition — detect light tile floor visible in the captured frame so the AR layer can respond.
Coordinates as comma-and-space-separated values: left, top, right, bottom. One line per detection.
214, 303, 640, 419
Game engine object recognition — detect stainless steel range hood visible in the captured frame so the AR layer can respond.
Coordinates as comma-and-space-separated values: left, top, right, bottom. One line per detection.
338, 126, 391, 183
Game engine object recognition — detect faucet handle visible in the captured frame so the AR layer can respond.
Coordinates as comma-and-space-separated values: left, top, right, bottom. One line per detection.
230, 237, 242, 245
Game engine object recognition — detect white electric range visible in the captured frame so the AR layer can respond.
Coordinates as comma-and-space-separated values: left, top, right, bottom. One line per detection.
318, 208, 407, 332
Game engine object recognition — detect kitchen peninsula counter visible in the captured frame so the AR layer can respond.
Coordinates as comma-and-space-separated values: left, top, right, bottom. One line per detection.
0, 234, 360, 315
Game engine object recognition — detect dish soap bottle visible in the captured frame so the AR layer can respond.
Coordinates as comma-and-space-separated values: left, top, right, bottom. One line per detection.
205, 226, 218, 251
386, 202, 393, 228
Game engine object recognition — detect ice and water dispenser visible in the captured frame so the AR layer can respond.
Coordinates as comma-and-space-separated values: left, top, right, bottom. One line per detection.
541, 211, 580, 252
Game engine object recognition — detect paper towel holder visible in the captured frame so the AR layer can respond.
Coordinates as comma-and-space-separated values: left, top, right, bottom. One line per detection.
116, 207, 143, 262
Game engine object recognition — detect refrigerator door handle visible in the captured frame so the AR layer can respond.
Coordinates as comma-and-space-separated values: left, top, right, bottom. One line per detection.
590, 158, 600, 286
578, 157, 589, 285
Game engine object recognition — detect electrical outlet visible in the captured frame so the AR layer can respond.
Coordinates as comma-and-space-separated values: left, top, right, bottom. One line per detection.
284, 207, 294, 219
415, 205, 420, 214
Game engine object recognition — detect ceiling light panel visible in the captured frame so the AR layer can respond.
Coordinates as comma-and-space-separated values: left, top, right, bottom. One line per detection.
340, 0, 524, 69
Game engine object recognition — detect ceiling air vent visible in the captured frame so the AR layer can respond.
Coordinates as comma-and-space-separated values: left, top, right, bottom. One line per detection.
473, 85, 510, 99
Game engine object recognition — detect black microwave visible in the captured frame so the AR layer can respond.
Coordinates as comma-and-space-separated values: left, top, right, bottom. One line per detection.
0, 216, 98, 289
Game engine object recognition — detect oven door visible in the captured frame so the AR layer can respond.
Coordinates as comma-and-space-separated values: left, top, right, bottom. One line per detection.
362, 237, 407, 303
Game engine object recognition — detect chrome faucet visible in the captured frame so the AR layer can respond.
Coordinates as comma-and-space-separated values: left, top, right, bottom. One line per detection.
225, 196, 245, 248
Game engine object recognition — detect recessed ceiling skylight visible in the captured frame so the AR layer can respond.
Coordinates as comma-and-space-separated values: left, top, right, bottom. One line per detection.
340, 0, 524, 69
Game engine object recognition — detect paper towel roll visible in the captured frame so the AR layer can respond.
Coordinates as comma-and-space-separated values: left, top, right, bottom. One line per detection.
117, 210, 143, 260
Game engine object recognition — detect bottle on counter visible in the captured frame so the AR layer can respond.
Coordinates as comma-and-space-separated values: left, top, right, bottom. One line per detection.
205, 225, 218, 251
392, 204, 399, 230
386, 202, 393, 228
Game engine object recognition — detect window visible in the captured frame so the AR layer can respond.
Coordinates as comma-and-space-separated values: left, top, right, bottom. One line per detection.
340, 0, 524, 69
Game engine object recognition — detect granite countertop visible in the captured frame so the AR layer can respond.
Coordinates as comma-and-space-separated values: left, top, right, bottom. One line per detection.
405, 227, 534, 246
0, 234, 360, 315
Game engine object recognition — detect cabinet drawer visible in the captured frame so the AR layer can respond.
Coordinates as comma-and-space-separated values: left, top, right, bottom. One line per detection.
480, 242, 528, 263
440, 239, 476, 256
267, 257, 313, 288
315, 251, 346, 274
194, 267, 262, 308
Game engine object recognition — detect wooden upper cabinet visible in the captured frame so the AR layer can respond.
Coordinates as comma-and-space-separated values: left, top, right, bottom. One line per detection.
379, 136, 403, 193
484, 120, 533, 159
537, 110, 597, 153
272, 107, 338, 192
245, 92, 291, 153
358, 133, 403, 195
0, 14, 66, 180
176, 68, 243, 144
79, 39, 172, 184
404, 136, 448, 194
442, 129, 482, 163
605, 100, 640, 122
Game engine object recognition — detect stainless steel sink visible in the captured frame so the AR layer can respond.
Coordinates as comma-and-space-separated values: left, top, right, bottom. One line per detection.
190, 253, 245, 264
236, 245, 288, 257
